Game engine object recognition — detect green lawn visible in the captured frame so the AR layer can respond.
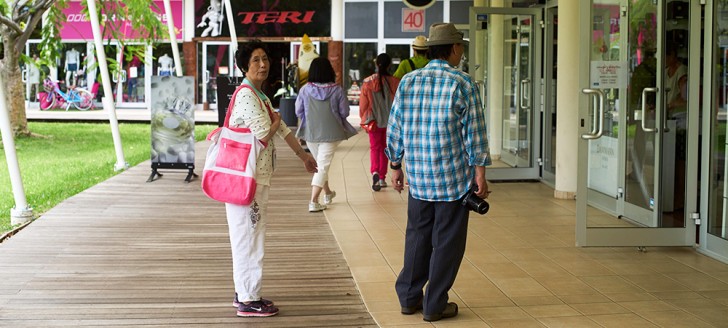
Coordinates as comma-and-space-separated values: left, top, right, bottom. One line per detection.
0, 122, 216, 235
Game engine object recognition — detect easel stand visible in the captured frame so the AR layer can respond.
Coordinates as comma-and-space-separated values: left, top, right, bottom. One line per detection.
148, 162, 198, 183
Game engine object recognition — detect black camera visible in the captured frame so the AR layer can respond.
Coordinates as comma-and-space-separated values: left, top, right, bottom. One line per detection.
462, 189, 489, 215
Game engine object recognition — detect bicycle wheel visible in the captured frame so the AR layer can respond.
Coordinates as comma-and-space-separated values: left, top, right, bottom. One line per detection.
73, 88, 95, 110
39, 92, 57, 110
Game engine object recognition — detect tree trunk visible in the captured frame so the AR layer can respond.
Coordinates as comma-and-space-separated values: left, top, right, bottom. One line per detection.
0, 35, 31, 137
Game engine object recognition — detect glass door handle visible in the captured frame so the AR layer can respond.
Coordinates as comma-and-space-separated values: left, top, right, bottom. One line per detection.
475, 80, 485, 110
520, 78, 531, 109
204, 70, 210, 83
581, 88, 605, 140
641, 87, 658, 133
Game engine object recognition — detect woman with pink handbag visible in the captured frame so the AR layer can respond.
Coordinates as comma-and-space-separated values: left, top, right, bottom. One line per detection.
225, 40, 317, 318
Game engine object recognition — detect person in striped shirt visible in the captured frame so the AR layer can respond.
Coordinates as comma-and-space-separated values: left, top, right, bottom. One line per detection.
385, 23, 491, 322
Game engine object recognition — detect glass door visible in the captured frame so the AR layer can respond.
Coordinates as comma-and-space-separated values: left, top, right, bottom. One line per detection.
199, 42, 234, 110
703, 1, 728, 263
118, 44, 148, 107
577, 0, 698, 246
23, 41, 42, 103
542, 5, 558, 186
469, 7, 542, 180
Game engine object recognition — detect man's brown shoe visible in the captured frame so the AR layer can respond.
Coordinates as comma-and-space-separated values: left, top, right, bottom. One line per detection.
422, 302, 458, 322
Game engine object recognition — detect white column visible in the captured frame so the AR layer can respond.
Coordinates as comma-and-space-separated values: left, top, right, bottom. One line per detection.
0, 76, 33, 225
488, 0, 504, 160
224, 0, 238, 75
86, 0, 128, 171
332, 0, 343, 41
163, 0, 183, 77
554, 1, 579, 199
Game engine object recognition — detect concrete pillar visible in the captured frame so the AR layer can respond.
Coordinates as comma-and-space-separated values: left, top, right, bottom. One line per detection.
488, 0, 504, 160
329, 0, 344, 85
554, 1, 579, 199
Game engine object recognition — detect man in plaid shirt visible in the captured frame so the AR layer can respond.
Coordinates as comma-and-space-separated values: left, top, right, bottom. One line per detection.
386, 23, 491, 322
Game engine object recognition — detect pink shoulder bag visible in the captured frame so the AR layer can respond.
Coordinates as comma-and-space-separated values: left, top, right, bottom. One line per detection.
201, 84, 268, 205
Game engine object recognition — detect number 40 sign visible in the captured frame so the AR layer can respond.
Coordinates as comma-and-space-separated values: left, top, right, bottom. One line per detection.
402, 8, 425, 32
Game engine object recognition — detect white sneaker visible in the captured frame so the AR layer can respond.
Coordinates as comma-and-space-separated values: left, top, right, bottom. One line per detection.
379, 179, 387, 188
323, 191, 336, 205
309, 202, 326, 212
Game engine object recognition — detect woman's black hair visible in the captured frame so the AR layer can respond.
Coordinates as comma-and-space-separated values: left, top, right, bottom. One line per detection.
428, 44, 455, 61
307, 57, 336, 83
235, 40, 269, 74
375, 53, 392, 99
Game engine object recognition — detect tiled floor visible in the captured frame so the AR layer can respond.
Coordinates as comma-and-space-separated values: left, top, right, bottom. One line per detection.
322, 132, 728, 328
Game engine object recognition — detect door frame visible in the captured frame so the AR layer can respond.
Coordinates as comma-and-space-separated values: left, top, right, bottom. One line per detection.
576, 0, 699, 247
200, 41, 234, 110
699, 0, 728, 263
469, 7, 543, 181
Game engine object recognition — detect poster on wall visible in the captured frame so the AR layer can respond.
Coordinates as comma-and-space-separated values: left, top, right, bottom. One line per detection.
148, 76, 197, 182
194, 0, 331, 38
216, 76, 246, 127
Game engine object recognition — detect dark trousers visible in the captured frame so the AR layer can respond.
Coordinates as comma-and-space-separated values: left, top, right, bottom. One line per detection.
395, 193, 469, 315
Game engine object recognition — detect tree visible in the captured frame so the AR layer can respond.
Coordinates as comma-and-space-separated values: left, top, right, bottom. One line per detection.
0, 0, 168, 137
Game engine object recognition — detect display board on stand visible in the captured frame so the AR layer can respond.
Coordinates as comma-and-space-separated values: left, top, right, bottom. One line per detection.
148, 76, 197, 182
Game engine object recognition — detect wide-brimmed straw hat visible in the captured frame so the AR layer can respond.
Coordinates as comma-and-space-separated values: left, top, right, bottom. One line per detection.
426, 23, 468, 46
412, 35, 428, 50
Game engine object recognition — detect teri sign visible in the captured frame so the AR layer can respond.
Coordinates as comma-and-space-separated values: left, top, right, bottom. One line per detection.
403, 0, 437, 10
402, 9, 425, 32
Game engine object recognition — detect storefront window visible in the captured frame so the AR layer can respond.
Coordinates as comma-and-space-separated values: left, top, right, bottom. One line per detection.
344, 42, 377, 105
153, 43, 183, 76
345, 2, 378, 39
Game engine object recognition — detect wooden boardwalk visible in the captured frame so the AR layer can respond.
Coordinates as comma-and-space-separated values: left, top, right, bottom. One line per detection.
0, 140, 377, 327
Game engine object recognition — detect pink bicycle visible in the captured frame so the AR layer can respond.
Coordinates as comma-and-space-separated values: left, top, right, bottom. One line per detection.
38, 78, 95, 111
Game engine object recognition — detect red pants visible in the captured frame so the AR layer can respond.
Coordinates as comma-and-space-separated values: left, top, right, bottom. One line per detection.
368, 127, 388, 179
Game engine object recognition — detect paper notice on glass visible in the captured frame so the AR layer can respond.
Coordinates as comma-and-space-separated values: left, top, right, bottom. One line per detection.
590, 61, 628, 89
129, 66, 138, 78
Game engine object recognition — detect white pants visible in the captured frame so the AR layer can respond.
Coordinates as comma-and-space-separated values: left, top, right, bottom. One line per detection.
225, 184, 269, 303
307, 141, 341, 187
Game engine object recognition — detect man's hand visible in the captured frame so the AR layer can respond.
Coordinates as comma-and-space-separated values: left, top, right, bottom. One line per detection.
391, 168, 405, 193
474, 174, 489, 199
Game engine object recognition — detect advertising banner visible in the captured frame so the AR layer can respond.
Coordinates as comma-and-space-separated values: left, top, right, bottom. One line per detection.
194, 0, 331, 38
61, 0, 183, 40
149, 76, 196, 182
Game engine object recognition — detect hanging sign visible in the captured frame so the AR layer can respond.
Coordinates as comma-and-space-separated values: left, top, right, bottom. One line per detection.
403, 0, 437, 10
402, 8, 425, 32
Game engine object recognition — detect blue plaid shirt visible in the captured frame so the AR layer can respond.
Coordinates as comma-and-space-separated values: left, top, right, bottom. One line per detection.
386, 59, 491, 202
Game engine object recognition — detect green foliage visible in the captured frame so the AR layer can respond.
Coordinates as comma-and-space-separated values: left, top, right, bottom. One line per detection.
0, 122, 216, 234
38, 2, 66, 65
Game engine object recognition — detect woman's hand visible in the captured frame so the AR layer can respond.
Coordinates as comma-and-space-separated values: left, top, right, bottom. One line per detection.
270, 111, 282, 132
301, 153, 318, 173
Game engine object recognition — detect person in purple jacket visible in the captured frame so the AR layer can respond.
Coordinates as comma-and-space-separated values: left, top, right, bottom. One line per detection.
295, 57, 357, 212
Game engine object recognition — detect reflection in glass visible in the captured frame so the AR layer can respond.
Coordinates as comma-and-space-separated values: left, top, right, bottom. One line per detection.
710, 5, 728, 239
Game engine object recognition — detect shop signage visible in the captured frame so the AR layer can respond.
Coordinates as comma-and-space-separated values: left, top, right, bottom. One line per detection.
195, 0, 331, 38
402, 8, 425, 32
60, 0, 183, 40
402, 0, 437, 10
238, 11, 316, 25
590, 61, 628, 89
